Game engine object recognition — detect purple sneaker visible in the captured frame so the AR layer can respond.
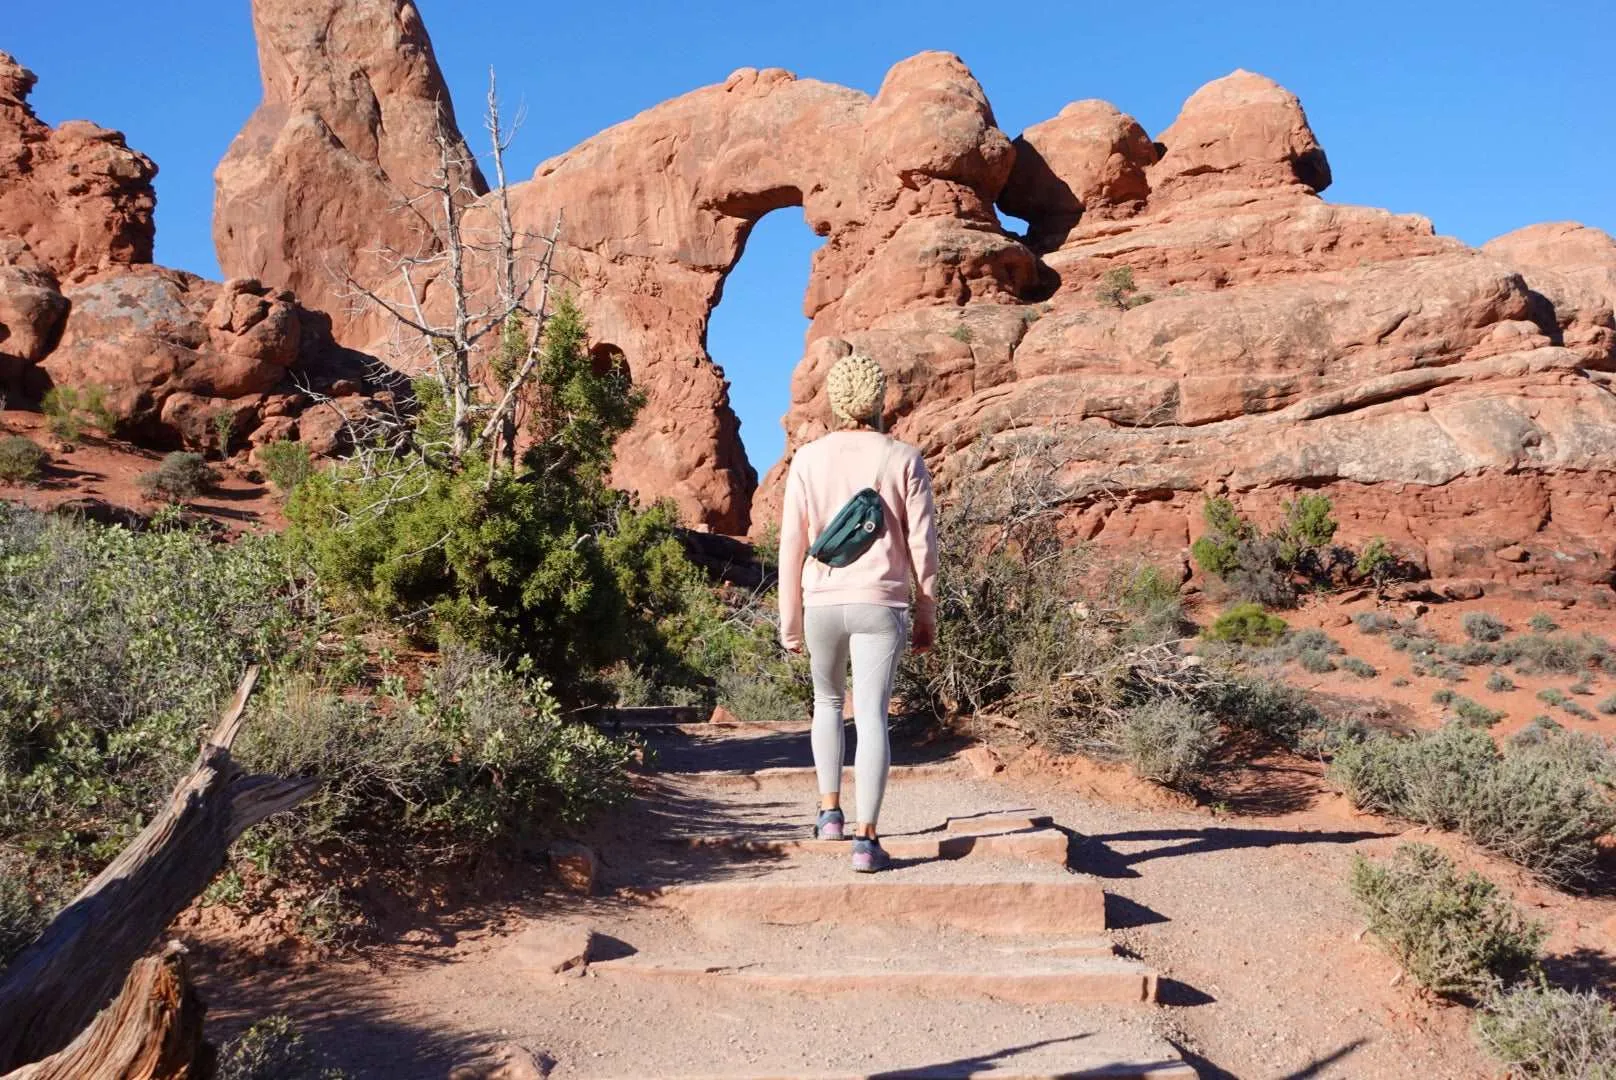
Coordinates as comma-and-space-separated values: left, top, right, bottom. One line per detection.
851, 836, 890, 873
814, 808, 846, 841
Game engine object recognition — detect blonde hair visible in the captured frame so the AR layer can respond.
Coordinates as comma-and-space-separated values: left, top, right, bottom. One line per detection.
826, 352, 886, 428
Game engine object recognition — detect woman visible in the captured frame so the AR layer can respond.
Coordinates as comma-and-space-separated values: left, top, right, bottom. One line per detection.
777, 351, 938, 873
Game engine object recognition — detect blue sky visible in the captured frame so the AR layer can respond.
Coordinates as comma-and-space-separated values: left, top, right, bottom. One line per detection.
8, 0, 1614, 473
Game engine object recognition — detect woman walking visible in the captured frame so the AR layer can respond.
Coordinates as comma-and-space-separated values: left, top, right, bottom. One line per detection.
777, 351, 938, 873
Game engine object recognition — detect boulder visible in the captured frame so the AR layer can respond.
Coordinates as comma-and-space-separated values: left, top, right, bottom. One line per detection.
999, 100, 1157, 250
0, 252, 67, 379
214, 0, 487, 351
41, 268, 302, 443
1148, 70, 1331, 202
0, 51, 156, 283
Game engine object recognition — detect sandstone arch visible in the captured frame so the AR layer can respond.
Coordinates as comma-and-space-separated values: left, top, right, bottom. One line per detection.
213, 1, 1616, 588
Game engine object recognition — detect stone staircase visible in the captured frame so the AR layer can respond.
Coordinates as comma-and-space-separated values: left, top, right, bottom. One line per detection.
550, 720, 1196, 1079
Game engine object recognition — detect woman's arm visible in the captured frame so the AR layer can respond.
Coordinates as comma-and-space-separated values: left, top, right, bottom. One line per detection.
905, 452, 939, 649
777, 457, 810, 652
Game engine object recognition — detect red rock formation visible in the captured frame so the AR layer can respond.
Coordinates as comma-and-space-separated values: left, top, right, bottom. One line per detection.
214, 0, 486, 351
208, 0, 1616, 590
0, 47, 376, 454
0, 50, 156, 382
41, 268, 305, 444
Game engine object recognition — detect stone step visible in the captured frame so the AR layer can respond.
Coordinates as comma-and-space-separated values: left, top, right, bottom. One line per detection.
945, 811, 1054, 833
592, 952, 1157, 1005
640, 879, 1107, 935
678, 825, 1068, 865
688, 761, 969, 790
586, 1064, 1196, 1080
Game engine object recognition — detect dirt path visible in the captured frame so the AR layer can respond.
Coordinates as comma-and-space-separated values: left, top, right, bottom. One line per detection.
197, 720, 1611, 1079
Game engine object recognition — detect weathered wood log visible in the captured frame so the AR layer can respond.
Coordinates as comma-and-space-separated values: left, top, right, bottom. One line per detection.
0, 667, 319, 1071
2, 944, 208, 1080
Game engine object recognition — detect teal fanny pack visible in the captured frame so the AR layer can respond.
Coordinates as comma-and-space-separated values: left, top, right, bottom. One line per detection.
807, 487, 886, 567
806, 437, 895, 568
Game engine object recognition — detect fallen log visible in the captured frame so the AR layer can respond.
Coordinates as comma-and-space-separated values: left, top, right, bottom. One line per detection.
0, 667, 319, 1071
2, 944, 207, 1080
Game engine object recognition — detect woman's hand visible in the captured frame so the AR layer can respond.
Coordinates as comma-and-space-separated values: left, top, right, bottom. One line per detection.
781, 637, 805, 655
910, 614, 935, 654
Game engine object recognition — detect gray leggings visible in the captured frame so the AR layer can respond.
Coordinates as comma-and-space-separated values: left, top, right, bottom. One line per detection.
804, 603, 908, 825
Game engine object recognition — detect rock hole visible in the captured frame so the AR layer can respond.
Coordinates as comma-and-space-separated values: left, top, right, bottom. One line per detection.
706, 207, 824, 502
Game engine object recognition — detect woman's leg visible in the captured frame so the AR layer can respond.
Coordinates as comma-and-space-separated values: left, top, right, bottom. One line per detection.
847, 604, 907, 834
804, 606, 851, 807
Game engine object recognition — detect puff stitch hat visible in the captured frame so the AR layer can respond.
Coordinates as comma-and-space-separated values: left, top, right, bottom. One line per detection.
825, 352, 887, 426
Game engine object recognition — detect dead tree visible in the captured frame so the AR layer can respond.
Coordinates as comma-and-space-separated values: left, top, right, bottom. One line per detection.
0, 668, 318, 1072
339, 70, 563, 473
2, 946, 206, 1080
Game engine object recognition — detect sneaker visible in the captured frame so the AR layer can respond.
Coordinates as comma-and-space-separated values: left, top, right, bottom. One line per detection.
814, 808, 846, 841
851, 836, 890, 873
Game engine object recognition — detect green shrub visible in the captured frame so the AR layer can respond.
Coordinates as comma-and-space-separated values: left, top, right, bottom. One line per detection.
1119, 699, 1219, 788
1341, 657, 1378, 679
1529, 613, 1560, 634
1538, 688, 1568, 707
217, 1014, 348, 1080
41, 385, 116, 442
138, 451, 216, 500
1277, 493, 1338, 564
1434, 663, 1466, 683
1298, 648, 1337, 674
1464, 612, 1509, 643
1598, 694, 1616, 716
1354, 610, 1401, 635
1449, 694, 1506, 727
1433, 689, 1457, 705
1204, 602, 1287, 646
1095, 266, 1151, 309
1510, 715, 1563, 749
0, 436, 47, 483
1570, 679, 1594, 696
1441, 641, 1497, 666
1350, 843, 1543, 999
1189, 497, 1251, 578
1500, 634, 1606, 676
1476, 984, 1616, 1080
898, 439, 1203, 757
1355, 536, 1398, 590
260, 440, 313, 495
1389, 629, 1438, 655
237, 645, 631, 852
1199, 675, 1327, 750
0, 862, 49, 967
0, 505, 300, 867
1563, 701, 1594, 722
1330, 723, 1501, 830
1332, 723, 1616, 886
1391, 676, 1410, 687
1487, 671, 1516, 693
286, 299, 715, 694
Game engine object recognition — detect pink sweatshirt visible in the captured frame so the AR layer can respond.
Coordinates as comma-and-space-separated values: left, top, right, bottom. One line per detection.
777, 430, 939, 650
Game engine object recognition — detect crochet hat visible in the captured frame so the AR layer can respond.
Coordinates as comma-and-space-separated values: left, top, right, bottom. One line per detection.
826, 352, 886, 425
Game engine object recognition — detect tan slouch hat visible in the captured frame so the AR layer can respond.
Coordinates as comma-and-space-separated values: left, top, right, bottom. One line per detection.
826, 352, 887, 426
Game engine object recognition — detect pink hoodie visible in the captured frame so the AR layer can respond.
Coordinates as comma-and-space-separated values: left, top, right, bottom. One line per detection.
777, 430, 939, 650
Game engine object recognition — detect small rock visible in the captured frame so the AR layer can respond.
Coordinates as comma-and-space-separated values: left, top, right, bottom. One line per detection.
1324, 612, 1352, 628
1337, 587, 1371, 603
1494, 545, 1528, 563
447, 1043, 553, 1080
547, 841, 597, 896
328, 378, 361, 397
1439, 579, 1485, 601
959, 745, 1003, 778
1405, 601, 1429, 619
507, 922, 598, 977
708, 704, 741, 725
